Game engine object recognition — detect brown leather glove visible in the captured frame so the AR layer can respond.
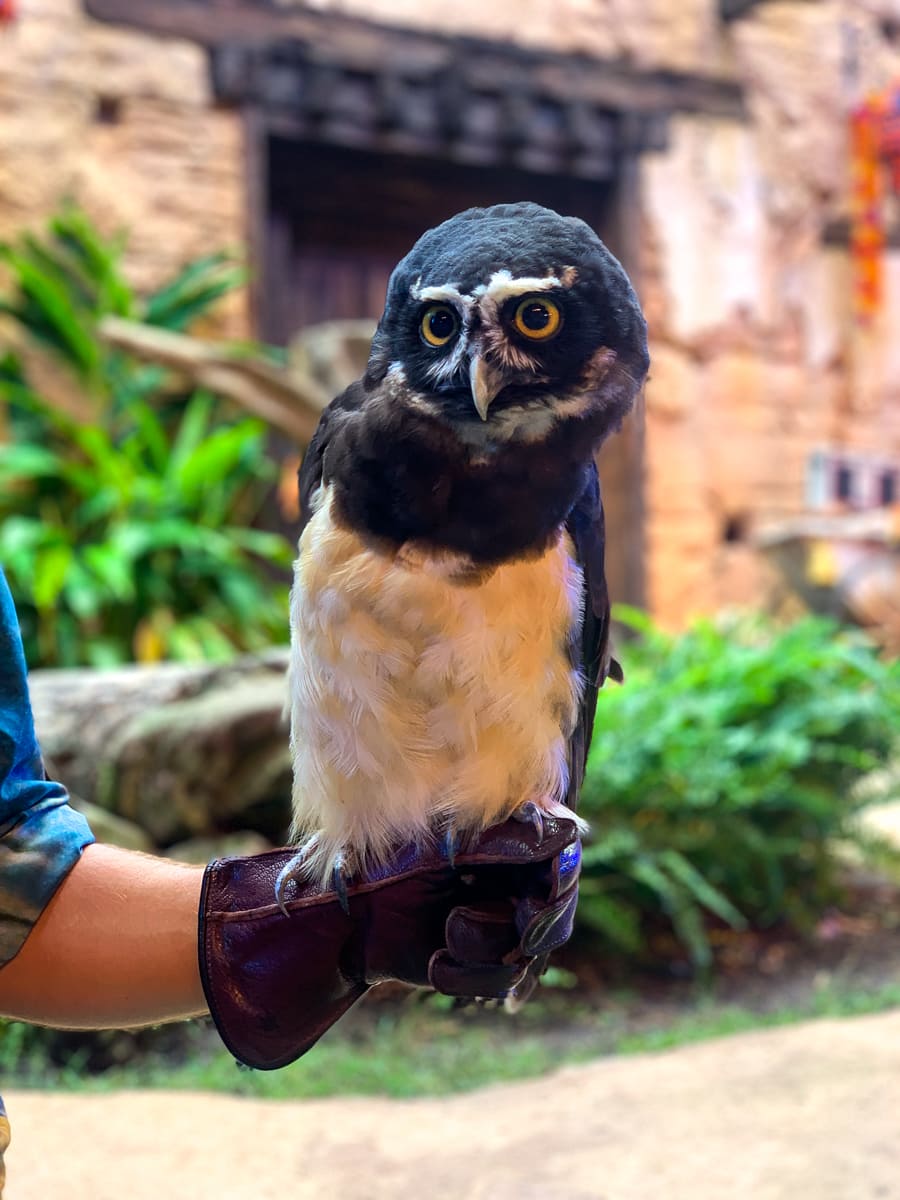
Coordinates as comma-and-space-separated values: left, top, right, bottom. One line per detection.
199, 815, 580, 1070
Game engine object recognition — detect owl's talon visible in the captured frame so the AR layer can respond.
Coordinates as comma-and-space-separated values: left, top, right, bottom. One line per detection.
274, 852, 306, 916
443, 828, 462, 868
332, 857, 351, 915
513, 801, 544, 843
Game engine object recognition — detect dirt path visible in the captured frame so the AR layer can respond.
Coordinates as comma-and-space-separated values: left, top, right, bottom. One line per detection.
5, 1009, 900, 1200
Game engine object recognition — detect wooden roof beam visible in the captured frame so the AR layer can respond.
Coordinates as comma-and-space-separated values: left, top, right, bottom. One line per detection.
84, 0, 746, 120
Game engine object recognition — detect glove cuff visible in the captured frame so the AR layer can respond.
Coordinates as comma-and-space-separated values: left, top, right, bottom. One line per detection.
199, 856, 366, 1071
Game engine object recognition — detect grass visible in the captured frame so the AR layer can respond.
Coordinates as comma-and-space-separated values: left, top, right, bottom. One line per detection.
6, 977, 900, 1101
613, 980, 900, 1054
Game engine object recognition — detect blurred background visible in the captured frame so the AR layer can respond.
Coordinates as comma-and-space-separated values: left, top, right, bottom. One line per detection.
1, 1, 900, 1195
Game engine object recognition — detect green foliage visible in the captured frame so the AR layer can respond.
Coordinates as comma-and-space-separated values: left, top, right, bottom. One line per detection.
5, 978, 900, 1097
0, 208, 242, 387
579, 609, 900, 969
0, 209, 290, 666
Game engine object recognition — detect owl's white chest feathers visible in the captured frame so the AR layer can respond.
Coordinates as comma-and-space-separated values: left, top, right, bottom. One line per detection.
288, 486, 584, 875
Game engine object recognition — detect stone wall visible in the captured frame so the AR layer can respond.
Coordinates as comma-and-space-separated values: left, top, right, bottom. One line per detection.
0, 0, 248, 333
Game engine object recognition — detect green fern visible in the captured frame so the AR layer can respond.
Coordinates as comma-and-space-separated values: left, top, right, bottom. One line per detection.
580, 611, 900, 968
0, 210, 288, 667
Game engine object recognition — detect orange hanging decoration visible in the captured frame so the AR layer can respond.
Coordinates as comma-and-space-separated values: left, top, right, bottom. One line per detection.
850, 96, 886, 326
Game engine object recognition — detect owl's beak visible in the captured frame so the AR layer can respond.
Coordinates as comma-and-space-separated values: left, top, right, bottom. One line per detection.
469, 355, 506, 421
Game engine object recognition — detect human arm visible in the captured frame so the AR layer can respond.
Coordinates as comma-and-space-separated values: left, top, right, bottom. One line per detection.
0, 567, 206, 1027
0, 816, 579, 1040
0, 842, 206, 1028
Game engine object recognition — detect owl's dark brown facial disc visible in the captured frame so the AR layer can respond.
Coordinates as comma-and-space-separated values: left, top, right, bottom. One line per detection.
363, 201, 649, 442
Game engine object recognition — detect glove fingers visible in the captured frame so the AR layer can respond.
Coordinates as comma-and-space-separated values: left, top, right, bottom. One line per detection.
428, 951, 525, 999
445, 901, 520, 964
452, 815, 579, 869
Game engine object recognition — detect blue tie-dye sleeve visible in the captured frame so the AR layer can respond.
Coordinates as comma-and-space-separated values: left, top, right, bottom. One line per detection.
0, 568, 94, 966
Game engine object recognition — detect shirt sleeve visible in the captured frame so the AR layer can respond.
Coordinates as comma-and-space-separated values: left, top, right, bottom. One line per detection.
0, 568, 94, 966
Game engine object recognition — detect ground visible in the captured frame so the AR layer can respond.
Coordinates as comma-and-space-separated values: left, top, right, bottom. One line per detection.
6, 1008, 900, 1199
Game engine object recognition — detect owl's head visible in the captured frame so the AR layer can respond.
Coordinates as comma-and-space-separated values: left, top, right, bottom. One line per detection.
367, 202, 649, 444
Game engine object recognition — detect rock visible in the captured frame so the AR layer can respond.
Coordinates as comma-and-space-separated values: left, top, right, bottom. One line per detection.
104, 675, 292, 844
29, 652, 293, 846
30, 658, 231, 803
163, 832, 274, 864
288, 319, 375, 408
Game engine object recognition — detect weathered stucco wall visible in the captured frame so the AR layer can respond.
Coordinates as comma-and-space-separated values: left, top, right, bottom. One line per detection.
636, 0, 900, 624
0, 0, 248, 332
294, 0, 731, 72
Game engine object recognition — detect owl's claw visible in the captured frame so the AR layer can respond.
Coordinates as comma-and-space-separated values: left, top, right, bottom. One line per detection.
512, 801, 544, 843
275, 847, 353, 915
332, 855, 351, 916
274, 851, 306, 916
443, 828, 462, 868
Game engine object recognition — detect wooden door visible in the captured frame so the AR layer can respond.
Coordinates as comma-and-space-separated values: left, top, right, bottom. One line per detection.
262, 138, 619, 337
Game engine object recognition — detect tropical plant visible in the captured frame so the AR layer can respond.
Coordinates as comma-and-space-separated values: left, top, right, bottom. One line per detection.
0, 208, 291, 666
579, 609, 900, 969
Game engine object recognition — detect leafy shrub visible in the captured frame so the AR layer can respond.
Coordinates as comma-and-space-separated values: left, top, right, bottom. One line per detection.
0, 209, 291, 666
579, 608, 900, 969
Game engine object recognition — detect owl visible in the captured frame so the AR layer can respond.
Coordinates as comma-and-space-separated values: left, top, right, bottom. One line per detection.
277, 201, 649, 906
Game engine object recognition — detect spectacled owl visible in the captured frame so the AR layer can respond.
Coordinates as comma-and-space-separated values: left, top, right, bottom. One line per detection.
278, 201, 649, 905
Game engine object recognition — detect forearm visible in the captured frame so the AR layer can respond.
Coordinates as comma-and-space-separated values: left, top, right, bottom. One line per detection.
0, 843, 207, 1029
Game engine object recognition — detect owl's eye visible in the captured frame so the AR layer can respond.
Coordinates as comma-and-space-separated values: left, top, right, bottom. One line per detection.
420, 304, 459, 347
512, 296, 562, 341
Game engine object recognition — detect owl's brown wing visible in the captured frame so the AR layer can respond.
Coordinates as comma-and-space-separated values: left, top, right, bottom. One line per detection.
296, 381, 366, 538
564, 462, 622, 813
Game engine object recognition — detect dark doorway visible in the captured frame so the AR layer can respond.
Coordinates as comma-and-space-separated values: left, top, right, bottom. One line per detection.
262, 138, 617, 340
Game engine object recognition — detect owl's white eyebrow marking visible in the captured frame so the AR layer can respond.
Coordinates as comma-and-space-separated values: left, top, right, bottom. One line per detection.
409, 282, 474, 313
473, 270, 562, 306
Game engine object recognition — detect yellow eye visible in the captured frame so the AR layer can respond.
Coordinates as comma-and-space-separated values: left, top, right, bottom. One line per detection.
512, 296, 562, 341
420, 304, 459, 347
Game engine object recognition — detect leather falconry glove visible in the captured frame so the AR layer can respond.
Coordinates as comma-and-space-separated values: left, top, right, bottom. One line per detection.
199, 814, 581, 1070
